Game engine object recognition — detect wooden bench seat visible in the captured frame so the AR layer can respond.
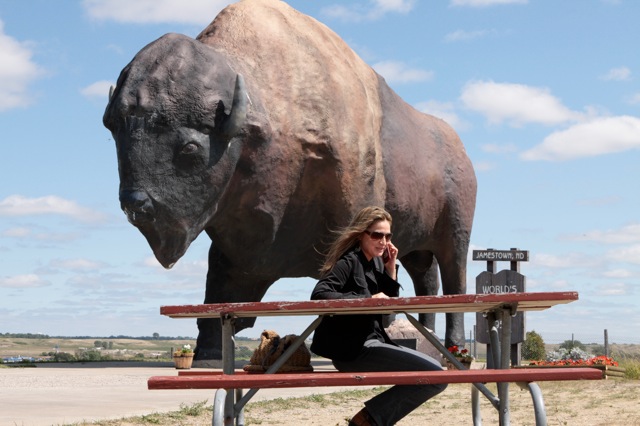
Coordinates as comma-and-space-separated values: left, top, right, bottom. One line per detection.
148, 367, 603, 391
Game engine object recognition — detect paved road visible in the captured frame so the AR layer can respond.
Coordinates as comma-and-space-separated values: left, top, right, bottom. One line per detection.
1, 361, 348, 426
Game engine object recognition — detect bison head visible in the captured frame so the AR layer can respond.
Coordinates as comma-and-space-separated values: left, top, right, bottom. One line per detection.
103, 33, 248, 268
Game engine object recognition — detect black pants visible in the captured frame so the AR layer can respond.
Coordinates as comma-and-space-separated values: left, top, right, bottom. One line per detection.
332, 339, 447, 425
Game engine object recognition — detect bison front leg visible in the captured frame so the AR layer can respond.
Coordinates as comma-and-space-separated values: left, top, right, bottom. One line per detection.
194, 244, 276, 362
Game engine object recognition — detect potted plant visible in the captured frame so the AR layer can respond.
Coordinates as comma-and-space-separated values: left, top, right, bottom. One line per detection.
446, 345, 474, 369
173, 344, 194, 369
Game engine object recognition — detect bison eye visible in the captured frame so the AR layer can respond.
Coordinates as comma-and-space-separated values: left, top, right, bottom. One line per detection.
180, 142, 200, 155
175, 141, 206, 172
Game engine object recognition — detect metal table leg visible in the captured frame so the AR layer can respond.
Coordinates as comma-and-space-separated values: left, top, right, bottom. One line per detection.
221, 315, 236, 426
471, 385, 482, 426
526, 382, 547, 426
213, 388, 227, 426
498, 307, 512, 426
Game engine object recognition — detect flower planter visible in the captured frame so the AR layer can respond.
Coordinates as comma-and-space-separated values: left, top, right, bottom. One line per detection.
446, 346, 473, 369
173, 353, 194, 369
446, 359, 473, 370
515, 364, 626, 379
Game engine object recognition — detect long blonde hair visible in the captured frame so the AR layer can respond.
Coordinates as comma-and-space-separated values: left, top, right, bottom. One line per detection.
319, 206, 392, 276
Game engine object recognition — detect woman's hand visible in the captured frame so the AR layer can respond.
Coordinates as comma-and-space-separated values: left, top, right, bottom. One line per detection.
384, 242, 398, 279
371, 292, 390, 299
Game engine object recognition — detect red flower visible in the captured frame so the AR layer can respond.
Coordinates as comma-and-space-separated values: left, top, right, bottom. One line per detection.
528, 355, 618, 367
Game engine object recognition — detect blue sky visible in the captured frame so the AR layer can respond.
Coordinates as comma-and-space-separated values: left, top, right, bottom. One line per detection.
1, 0, 638, 345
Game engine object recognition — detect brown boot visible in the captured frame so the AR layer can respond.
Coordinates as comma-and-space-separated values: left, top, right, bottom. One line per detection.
349, 407, 378, 426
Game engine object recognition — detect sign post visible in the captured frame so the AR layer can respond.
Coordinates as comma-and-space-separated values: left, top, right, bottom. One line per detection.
473, 248, 529, 367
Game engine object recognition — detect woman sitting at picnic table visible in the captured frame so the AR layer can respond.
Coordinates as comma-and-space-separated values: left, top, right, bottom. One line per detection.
310, 206, 447, 426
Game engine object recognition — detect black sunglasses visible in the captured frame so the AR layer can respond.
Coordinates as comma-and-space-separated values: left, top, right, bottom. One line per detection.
364, 230, 393, 241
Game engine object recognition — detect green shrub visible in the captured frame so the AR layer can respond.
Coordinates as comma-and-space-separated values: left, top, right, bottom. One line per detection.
559, 339, 587, 351
619, 357, 640, 380
522, 330, 546, 361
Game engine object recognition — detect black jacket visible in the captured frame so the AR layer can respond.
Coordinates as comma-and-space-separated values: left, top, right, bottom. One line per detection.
310, 248, 401, 361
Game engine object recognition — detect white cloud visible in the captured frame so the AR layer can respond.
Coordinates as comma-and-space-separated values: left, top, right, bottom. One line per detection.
602, 269, 632, 279
531, 253, 596, 269
450, 0, 528, 6
81, 80, 114, 99
445, 29, 494, 42
415, 100, 464, 130
0, 20, 45, 111
595, 282, 629, 296
322, 0, 415, 22
628, 93, 640, 105
0, 195, 107, 223
373, 61, 433, 83
565, 223, 640, 245
600, 66, 631, 81
2, 226, 81, 242
473, 161, 495, 172
481, 143, 517, 154
460, 81, 580, 126
607, 244, 640, 265
321, 5, 361, 21
373, 0, 416, 13
51, 258, 106, 271
0, 274, 50, 288
82, 0, 228, 25
576, 196, 621, 207
2, 227, 31, 237
520, 115, 640, 161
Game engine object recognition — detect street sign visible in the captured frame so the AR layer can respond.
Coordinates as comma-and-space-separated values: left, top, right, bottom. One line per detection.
475, 270, 525, 344
473, 249, 529, 262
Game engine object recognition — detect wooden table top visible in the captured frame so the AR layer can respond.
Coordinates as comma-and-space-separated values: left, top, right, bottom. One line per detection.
160, 291, 578, 319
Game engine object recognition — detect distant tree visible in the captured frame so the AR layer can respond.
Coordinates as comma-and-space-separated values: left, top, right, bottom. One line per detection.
153, 332, 160, 340
560, 339, 586, 351
107, 341, 114, 349
52, 352, 76, 362
94, 340, 103, 348
522, 330, 546, 361
77, 349, 102, 361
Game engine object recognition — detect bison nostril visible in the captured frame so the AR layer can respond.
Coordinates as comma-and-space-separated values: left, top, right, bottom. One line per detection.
120, 189, 155, 224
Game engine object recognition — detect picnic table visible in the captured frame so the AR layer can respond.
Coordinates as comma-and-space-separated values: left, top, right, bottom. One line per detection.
150, 292, 602, 425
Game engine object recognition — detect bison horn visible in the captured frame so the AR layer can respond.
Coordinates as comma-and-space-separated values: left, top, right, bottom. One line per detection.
109, 85, 115, 100
221, 74, 248, 139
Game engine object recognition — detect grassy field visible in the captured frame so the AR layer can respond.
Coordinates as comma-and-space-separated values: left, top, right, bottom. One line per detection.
0, 336, 194, 359
0, 336, 262, 362
2, 336, 639, 364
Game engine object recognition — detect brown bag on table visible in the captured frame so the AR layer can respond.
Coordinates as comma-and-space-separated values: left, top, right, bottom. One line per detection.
243, 330, 313, 373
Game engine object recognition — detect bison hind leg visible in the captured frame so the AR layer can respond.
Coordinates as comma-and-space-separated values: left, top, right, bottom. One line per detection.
400, 250, 439, 331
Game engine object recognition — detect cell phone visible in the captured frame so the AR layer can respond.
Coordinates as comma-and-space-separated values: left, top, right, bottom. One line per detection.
382, 247, 390, 263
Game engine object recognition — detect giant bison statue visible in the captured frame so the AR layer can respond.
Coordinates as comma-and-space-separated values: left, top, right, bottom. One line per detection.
103, 0, 477, 361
